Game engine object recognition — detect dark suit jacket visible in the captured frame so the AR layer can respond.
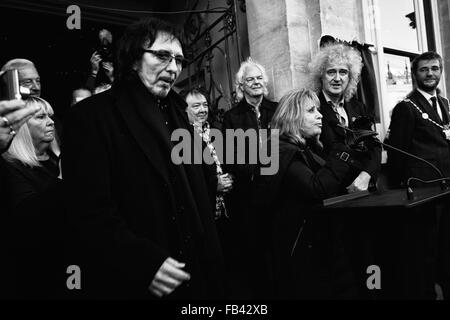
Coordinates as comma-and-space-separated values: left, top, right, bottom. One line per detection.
319, 92, 381, 180
222, 97, 277, 187
221, 97, 277, 226
62, 75, 224, 299
386, 89, 450, 186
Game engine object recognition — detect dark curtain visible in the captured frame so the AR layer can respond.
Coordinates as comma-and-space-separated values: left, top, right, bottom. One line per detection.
352, 41, 380, 123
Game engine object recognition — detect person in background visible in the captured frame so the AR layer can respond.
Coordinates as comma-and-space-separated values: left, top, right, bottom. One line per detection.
86, 28, 115, 92
221, 57, 277, 298
1, 59, 41, 97
71, 87, 92, 106
184, 87, 233, 220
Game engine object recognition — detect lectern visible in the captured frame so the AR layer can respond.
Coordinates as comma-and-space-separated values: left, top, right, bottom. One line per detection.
324, 187, 450, 299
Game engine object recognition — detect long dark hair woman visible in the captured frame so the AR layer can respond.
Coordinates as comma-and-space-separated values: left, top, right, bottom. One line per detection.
253, 89, 367, 299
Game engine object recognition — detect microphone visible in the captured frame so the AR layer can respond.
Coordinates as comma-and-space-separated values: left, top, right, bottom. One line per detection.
380, 141, 448, 199
336, 123, 449, 199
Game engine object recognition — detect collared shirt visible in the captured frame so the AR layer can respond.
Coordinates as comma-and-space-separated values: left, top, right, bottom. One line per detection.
322, 90, 348, 127
417, 88, 442, 120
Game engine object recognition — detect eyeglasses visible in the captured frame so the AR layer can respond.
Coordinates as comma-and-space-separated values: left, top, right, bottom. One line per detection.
244, 75, 264, 84
142, 49, 185, 67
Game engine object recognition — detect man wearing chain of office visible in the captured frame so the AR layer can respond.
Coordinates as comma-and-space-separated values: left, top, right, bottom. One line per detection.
386, 51, 450, 299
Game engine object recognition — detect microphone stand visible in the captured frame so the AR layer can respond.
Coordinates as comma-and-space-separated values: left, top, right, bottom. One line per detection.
336, 124, 449, 200
380, 141, 448, 200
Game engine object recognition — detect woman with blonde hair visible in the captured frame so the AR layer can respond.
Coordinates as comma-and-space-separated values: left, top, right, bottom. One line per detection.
2, 97, 65, 298
253, 89, 367, 299
4, 97, 59, 165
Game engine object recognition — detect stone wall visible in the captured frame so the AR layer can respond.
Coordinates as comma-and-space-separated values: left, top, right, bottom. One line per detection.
246, 0, 365, 101
437, 0, 450, 96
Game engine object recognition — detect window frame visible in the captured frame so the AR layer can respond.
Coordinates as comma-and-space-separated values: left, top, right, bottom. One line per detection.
362, 0, 444, 149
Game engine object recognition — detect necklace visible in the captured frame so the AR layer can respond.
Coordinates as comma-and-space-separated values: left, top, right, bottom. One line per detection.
193, 122, 229, 219
405, 98, 450, 140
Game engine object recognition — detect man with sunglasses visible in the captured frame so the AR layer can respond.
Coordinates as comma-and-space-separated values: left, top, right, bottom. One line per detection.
221, 57, 277, 298
62, 18, 224, 299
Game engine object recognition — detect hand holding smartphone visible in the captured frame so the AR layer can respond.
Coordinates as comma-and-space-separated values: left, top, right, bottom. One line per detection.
0, 69, 30, 100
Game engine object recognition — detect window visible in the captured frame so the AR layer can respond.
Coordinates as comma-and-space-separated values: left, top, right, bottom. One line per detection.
362, 0, 443, 148
379, 0, 420, 53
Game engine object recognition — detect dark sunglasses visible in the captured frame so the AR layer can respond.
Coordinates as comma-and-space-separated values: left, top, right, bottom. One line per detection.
142, 49, 185, 67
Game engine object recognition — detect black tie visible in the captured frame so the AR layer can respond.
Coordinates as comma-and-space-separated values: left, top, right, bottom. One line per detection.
431, 97, 441, 121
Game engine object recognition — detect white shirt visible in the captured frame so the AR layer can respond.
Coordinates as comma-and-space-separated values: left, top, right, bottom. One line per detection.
417, 88, 442, 121
323, 91, 348, 127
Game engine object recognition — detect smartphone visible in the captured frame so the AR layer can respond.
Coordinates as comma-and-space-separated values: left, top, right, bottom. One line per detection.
0, 69, 22, 100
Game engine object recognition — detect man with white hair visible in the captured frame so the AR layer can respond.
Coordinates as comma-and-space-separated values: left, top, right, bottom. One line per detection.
223, 57, 277, 191
221, 57, 277, 298
1, 59, 41, 97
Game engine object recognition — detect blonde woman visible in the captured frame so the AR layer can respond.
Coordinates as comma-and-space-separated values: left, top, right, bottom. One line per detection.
253, 89, 366, 299
2, 96, 64, 298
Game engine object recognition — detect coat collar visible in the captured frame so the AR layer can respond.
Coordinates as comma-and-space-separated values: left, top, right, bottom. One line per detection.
237, 97, 273, 114
318, 91, 362, 128
111, 76, 190, 184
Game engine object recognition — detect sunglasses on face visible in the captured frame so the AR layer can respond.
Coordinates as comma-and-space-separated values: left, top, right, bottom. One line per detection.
142, 49, 185, 67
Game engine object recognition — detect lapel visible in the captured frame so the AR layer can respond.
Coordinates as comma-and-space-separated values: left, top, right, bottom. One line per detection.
260, 98, 276, 128
437, 95, 450, 124
235, 99, 259, 129
343, 99, 360, 127
112, 78, 179, 185
410, 89, 442, 124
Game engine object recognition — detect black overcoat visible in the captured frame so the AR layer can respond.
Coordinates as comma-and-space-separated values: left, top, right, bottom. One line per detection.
62, 76, 224, 299
253, 136, 361, 299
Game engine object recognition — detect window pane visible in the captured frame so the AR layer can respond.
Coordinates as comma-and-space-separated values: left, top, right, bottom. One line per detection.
379, 0, 419, 52
384, 53, 413, 121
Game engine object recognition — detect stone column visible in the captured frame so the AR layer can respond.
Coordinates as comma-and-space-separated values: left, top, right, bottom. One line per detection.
437, 0, 450, 96
245, 0, 365, 101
